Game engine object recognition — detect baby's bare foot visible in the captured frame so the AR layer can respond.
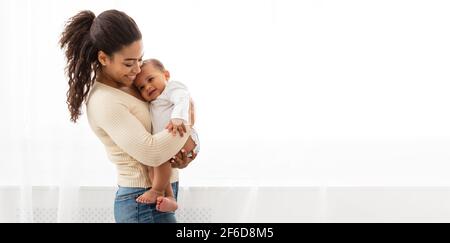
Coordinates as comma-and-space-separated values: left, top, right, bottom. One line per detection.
156, 196, 178, 212
136, 190, 158, 204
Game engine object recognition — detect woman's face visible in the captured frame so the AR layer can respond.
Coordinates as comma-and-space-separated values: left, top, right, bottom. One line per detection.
101, 40, 144, 87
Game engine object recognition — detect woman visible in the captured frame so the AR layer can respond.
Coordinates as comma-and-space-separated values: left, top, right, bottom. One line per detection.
59, 9, 197, 223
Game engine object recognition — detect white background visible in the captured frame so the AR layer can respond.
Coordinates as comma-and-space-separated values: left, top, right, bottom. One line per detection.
1, 0, 450, 187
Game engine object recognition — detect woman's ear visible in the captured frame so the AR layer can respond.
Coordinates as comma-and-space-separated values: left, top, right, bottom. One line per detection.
97, 51, 109, 66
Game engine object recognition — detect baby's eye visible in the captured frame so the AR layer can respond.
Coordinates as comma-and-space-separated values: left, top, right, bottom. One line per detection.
124, 64, 133, 67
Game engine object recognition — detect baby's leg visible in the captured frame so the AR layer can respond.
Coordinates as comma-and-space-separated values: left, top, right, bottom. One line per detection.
152, 161, 172, 194
155, 180, 178, 212
153, 162, 178, 212
136, 162, 178, 212
136, 166, 158, 204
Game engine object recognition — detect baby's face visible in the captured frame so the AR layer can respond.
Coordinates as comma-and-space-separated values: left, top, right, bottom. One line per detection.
134, 64, 169, 101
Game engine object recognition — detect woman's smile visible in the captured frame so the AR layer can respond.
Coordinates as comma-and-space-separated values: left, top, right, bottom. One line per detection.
126, 75, 136, 81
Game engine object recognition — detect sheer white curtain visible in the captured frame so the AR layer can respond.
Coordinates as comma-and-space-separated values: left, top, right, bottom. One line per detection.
2, 0, 450, 222
0, 0, 120, 222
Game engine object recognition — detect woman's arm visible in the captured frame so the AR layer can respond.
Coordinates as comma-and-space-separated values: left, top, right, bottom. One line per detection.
90, 101, 190, 167
189, 97, 195, 126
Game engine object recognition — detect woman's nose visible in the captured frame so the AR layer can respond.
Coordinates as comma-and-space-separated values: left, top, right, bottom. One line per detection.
132, 63, 141, 74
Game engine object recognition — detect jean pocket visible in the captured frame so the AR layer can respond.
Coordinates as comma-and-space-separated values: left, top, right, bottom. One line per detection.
136, 201, 157, 210
115, 190, 141, 202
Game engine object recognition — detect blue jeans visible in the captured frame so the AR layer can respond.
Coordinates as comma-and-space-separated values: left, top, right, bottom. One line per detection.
114, 182, 179, 223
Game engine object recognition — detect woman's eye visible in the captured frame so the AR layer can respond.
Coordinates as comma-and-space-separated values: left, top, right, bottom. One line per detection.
125, 64, 133, 67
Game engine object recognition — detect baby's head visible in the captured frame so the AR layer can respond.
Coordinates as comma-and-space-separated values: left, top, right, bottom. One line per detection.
134, 58, 170, 101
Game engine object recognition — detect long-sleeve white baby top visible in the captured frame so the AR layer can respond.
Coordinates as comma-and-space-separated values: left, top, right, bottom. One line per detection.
150, 80, 191, 133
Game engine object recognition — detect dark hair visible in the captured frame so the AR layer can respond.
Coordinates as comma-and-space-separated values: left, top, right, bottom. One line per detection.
142, 58, 166, 72
59, 9, 142, 122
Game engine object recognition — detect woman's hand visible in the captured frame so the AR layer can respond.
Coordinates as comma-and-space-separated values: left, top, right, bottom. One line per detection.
170, 149, 197, 169
170, 135, 197, 169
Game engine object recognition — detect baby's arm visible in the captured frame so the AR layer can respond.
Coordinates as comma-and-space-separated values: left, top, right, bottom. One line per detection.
166, 98, 196, 136
166, 81, 191, 136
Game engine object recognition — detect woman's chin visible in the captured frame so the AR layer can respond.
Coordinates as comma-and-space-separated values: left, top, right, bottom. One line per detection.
120, 79, 134, 87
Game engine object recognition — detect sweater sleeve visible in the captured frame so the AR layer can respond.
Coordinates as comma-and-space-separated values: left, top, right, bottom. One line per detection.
91, 101, 190, 167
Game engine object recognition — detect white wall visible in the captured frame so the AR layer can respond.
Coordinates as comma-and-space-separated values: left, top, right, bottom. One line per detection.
0, 0, 449, 187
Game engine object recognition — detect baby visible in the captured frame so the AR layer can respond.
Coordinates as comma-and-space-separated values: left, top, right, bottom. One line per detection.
134, 59, 200, 212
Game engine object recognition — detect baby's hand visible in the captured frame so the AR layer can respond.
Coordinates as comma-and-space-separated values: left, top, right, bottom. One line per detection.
166, 118, 187, 137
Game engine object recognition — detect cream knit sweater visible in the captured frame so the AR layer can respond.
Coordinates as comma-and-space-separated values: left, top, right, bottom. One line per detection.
86, 82, 190, 188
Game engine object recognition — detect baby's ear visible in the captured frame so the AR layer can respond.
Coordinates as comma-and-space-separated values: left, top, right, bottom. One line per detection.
164, 70, 170, 81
